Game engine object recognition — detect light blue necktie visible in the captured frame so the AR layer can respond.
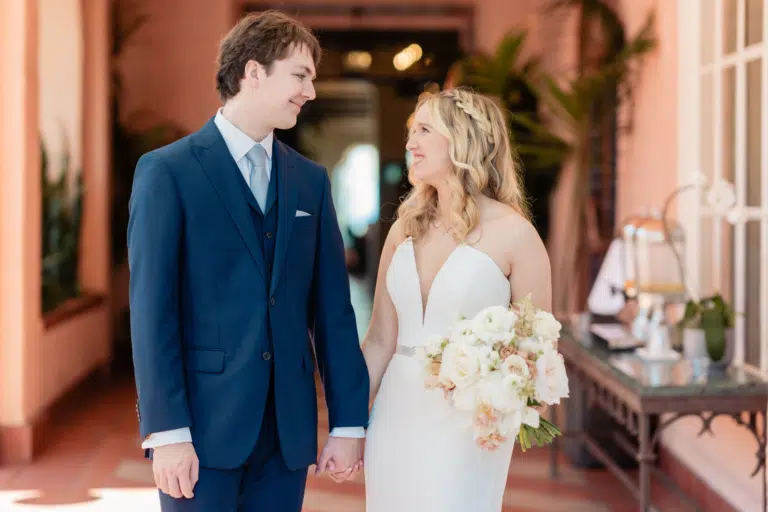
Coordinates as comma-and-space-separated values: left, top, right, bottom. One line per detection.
245, 144, 269, 211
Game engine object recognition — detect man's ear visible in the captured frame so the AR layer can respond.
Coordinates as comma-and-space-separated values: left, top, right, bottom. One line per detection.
243, 60, 262, 86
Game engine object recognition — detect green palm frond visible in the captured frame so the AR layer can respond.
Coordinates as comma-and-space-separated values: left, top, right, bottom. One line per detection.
515, 0, 658, 311
458, 30, 539, 97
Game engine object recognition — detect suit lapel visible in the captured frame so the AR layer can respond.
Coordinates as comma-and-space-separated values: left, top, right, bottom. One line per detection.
191, 118, 267, 281
270, 139, 298, 295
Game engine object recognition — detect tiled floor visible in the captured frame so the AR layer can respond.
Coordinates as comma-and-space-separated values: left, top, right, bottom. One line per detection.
0, 372, 699, 512
0, 280, 696, 511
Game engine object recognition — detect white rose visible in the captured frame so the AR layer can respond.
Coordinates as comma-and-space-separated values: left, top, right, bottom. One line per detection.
501, 354, 530, 388
516, 336, 554, 356
533, 311, 562, 342
472, 305, 518, 333
521, 406, 540, 428
425, 335, 446, 358
450, 319, 478, 344
439, 340, 483, 389
472, 306, 518, 343
498, 408, 523, 437
475, 345, 499, 376
475, 373, 525, 413
534, 347, 570, 405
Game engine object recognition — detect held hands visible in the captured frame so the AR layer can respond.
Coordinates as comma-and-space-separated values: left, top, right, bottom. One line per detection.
152, 442, 199, 499
315, 437, 364, 483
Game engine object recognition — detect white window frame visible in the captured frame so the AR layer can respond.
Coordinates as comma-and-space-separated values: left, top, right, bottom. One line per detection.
677, 0, 768, 375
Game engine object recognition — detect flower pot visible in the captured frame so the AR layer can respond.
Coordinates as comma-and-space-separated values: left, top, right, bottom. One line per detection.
682, 327, 734, 367
704, 326, 734, 367
682, 328, 707, 360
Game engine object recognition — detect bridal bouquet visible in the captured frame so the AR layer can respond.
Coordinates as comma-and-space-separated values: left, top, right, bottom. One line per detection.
416, 295, 569, 451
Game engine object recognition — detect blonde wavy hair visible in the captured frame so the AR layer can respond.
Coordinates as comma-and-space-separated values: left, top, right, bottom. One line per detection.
397, 87, 530, 242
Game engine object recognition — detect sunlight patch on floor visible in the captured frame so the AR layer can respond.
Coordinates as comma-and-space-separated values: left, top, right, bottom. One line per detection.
0, 488, 160, 511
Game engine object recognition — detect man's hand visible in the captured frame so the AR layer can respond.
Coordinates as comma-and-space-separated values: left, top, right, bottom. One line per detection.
315, 437, 363, 483
152, 442, 199, 499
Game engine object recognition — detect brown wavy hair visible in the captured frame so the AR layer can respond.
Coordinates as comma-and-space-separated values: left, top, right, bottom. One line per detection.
398, 87, 530, 241
216, 10, 321, 101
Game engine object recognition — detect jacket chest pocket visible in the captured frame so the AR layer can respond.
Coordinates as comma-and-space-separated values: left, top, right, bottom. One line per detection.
290, 215, 318, 254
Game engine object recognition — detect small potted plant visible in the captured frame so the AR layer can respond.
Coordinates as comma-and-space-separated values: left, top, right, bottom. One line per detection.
678, 294, 736, 367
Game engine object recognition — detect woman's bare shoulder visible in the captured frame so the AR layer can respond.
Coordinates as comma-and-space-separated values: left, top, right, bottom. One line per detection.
483, 202, 536, 238
480, 203, 545, 257
384, 218, 409, 253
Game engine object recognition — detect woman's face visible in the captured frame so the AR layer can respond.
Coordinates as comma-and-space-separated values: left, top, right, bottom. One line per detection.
405, 105, 452, 186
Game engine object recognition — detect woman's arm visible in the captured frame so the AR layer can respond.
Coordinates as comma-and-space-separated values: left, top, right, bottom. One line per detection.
505, 216, 554, 415
506, 216, 553, 313
361, 220, 404, 403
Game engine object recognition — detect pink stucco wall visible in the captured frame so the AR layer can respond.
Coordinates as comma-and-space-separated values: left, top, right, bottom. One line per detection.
118, 0, 549, 134
615, 0, 679, 224
0, 0, 111, 432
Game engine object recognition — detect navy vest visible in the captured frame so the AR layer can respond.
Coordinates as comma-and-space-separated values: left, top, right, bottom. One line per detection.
235, 161, 279, 350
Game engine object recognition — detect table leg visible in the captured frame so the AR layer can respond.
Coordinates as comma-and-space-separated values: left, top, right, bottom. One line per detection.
763, 460, 766, 512
638, 414, 652, 512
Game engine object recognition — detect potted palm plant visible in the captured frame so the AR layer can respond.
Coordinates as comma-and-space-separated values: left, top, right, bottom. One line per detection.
445, 30, 568, 245
41, 137, 84, 315
506, 0, 656, 313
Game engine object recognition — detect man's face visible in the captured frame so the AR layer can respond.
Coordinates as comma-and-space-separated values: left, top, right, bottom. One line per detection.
249, 44, 317, 131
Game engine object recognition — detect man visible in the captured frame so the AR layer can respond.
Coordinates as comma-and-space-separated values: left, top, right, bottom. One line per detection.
128, 10, 369, 511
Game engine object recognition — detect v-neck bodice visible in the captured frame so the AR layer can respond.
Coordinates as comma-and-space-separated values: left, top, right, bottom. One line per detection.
386, 237, 510, 342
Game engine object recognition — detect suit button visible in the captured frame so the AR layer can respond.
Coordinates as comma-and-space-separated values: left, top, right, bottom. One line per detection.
263, 352, 272, 361
270, 297, 275, 306
265, 231, 273, 238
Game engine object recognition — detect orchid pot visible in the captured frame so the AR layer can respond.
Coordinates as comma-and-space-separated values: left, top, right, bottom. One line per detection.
678, 294, 736, 367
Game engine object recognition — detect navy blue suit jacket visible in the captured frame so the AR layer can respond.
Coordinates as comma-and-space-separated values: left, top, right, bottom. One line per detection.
127, 118, 370, 470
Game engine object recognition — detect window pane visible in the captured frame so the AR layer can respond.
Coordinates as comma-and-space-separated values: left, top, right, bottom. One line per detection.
747, 59, 762, 207
700, 217, 714, 295
722, 219, 734, 301
723, 0, 739, 54
702, 0, 716, 64
745, 0, 763, 45
699, 218, 734, 299
745, 221, 761, 367
701, 72, 715, 181
722, 65, 737, 183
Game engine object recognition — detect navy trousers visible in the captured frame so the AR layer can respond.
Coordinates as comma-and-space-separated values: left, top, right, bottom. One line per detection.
158, 370, 308, 512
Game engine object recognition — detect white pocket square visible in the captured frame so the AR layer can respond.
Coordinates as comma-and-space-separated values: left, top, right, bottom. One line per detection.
296, 210, 312, 217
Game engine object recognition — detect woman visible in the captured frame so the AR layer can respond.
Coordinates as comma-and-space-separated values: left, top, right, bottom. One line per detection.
362, 87, 552, 511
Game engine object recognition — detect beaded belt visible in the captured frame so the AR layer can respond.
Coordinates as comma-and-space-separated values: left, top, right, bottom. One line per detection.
395, 344, 417, 358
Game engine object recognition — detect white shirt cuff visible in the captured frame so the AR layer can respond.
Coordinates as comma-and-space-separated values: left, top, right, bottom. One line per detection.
141, 427, 193, 449
329, 427, 366, 438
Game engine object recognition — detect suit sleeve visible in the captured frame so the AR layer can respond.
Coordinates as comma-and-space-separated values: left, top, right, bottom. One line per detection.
128, 154, 191, 439
311, 170, 370, 431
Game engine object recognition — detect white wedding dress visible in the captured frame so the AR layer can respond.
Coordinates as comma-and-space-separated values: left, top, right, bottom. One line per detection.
365, 237, 515, 512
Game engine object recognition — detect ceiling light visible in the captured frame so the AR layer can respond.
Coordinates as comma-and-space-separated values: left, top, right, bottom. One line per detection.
344, 51, 372, 71
393, 43, 423, 71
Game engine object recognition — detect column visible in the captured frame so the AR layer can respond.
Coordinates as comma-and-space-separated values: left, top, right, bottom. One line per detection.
0, 0, 41, 462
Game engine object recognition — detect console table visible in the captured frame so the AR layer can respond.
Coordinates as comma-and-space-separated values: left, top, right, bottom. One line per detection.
549, 324, 768, 512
